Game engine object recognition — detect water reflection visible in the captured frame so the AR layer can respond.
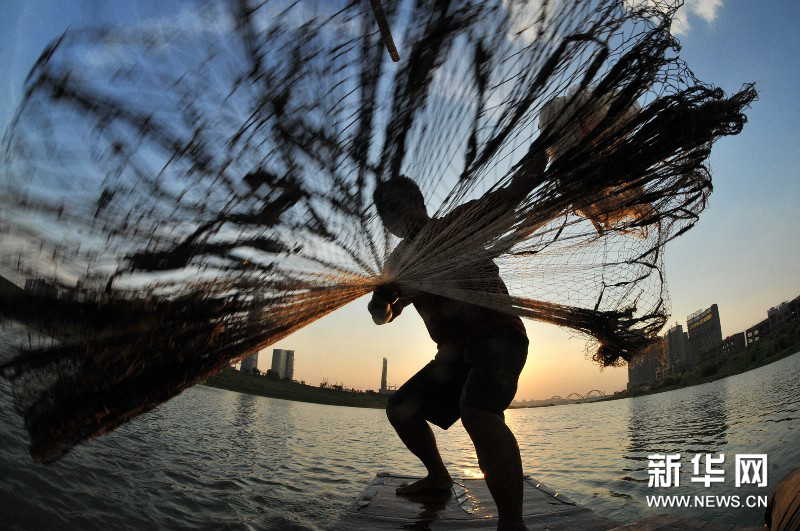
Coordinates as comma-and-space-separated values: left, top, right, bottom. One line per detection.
624, 384, 729, 498
400, 492, 453, 530
627, 386, 728, 455
0, 336, 798, 529
234, 393, 258, 451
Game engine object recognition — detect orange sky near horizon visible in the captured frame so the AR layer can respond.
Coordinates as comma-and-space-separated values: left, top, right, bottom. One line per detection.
259, 276, 798, 400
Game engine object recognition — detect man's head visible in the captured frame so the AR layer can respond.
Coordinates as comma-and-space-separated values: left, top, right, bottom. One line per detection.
373, 176, 429, 238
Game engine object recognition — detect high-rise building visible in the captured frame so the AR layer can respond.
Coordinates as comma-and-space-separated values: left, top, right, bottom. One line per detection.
686, 304, 722, 361
722, 332, 746, 355
381, 357, 388, 392
768, 295, 800, 327
271, 349, 295, 379
628, 338, 666, 390
747, 294, 800, 346
271, 349, 285, 376
241, 351, 259, 372
746, 319, 770, 346
665, 324, 689, 373
285, 350, 294, 381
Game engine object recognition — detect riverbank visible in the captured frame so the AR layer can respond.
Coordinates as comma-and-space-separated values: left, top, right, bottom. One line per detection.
203, 368, 389, 409
619, 319, 800, 401
518, 319, 800, 408
209, 330, 800, 411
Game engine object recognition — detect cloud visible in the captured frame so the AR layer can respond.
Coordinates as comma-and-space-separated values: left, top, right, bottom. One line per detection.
627, 0, 724, 35
503, 0, 548, 44
688, 0, 724, 23
507, 0, 723, 46
672, 0, 724, 35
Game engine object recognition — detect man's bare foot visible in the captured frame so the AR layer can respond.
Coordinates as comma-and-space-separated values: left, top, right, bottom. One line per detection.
497, 520, 528, 531
395, 475, 453, 496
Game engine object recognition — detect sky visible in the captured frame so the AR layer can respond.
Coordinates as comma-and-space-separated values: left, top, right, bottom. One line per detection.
1, 0, 798, 399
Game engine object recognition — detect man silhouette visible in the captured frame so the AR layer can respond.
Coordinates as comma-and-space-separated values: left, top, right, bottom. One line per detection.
369, 149, 547, 531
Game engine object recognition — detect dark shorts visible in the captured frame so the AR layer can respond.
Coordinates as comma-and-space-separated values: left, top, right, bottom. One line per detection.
387, 333, 528, 430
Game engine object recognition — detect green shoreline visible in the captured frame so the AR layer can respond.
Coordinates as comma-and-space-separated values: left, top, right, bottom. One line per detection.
203, 368, 389, 409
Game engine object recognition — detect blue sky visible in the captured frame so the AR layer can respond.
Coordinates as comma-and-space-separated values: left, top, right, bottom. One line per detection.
657, 0, 800, 335
1, 1, 798, 398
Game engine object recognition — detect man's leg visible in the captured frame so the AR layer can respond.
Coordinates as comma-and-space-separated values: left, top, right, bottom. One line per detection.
460, 334, 529, 530
461, 406, 526, 530
386, 356, 467, 495
387, 399, 452, 493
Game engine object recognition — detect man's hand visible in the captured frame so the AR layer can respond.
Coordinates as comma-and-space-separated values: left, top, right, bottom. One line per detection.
369, 284, 401, 325
368, 298, 394, 325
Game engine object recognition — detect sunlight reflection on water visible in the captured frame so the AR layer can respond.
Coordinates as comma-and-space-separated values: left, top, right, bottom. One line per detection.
1, 323, 798, 529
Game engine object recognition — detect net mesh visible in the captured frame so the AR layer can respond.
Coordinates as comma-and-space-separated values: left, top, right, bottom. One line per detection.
0, 0, 756, 462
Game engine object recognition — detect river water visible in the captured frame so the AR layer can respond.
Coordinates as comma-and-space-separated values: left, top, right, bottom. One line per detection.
1, 326, 798, 529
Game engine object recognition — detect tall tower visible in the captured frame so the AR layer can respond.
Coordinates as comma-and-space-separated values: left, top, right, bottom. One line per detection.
381, 357, 388, 392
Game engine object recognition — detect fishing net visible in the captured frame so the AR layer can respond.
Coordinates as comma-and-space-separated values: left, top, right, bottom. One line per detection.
0, 0, 756, 462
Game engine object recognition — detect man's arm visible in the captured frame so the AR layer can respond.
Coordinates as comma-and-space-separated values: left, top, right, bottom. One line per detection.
368, 284, 409, 325
483, 147, 548, 210
443, 147, 548, 235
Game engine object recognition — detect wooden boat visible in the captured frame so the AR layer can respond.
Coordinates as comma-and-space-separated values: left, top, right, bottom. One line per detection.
333, 472, 619, 530
334, 472, 767, 530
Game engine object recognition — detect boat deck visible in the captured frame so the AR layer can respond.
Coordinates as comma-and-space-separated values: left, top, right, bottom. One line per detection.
334, 472, 768, 530
333, 472, 618, 530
